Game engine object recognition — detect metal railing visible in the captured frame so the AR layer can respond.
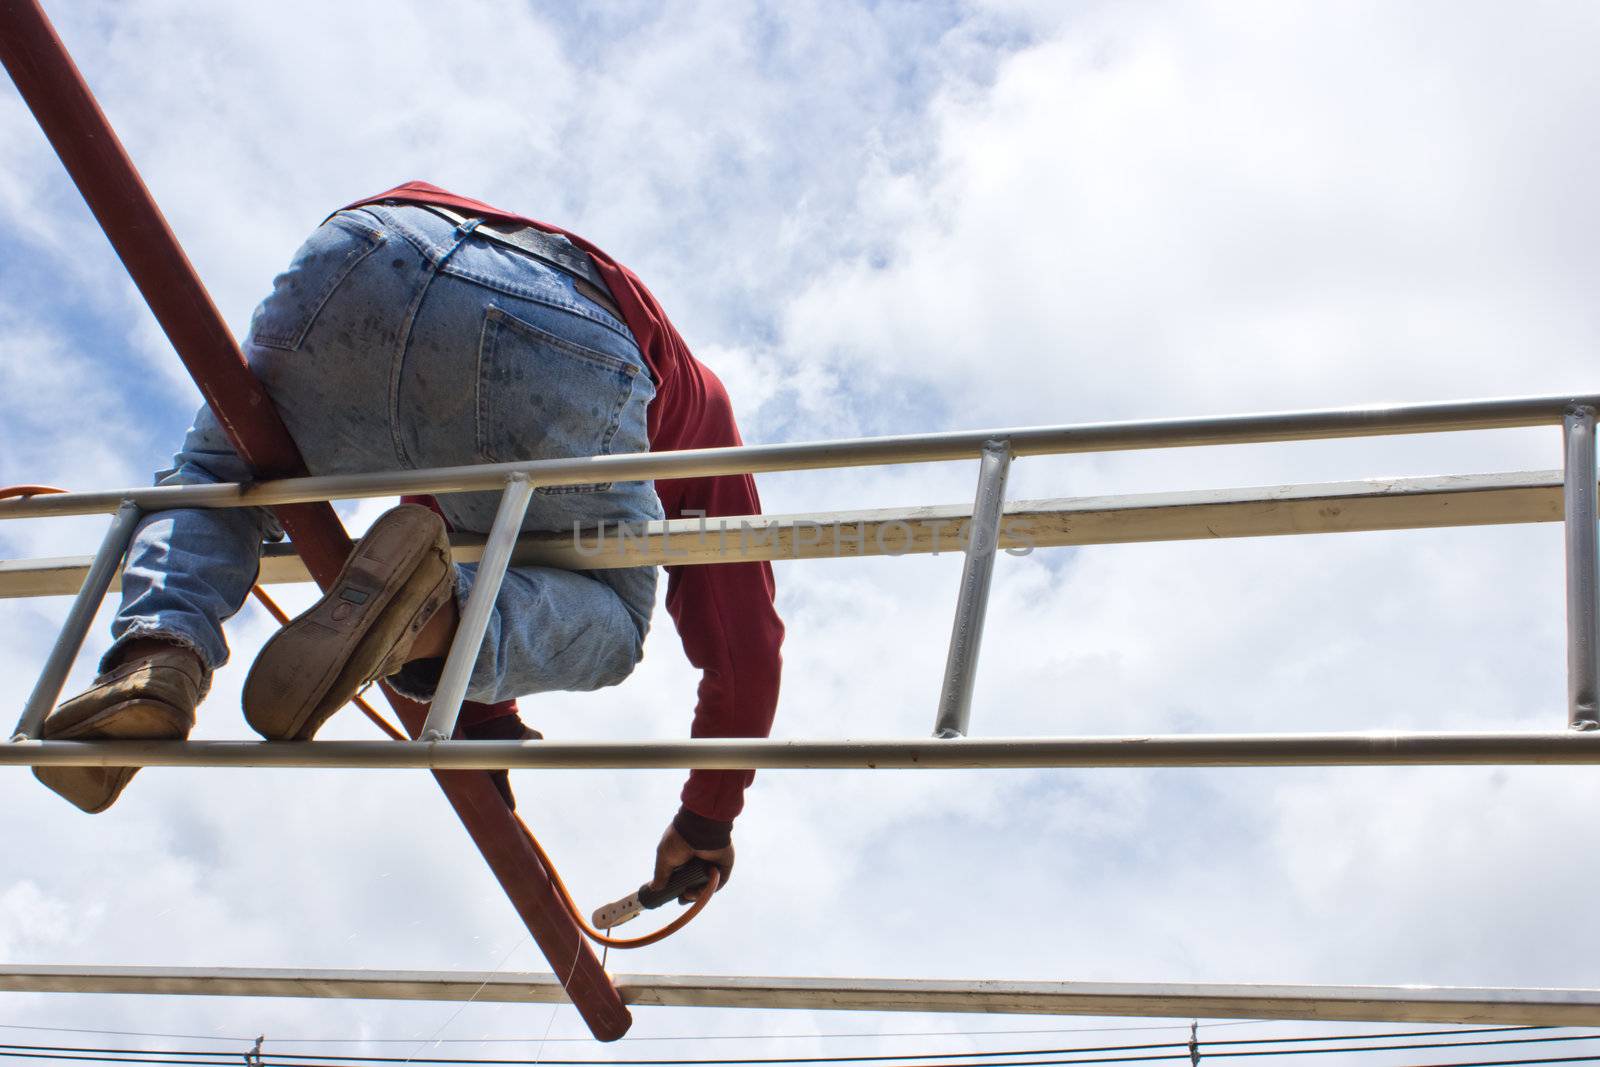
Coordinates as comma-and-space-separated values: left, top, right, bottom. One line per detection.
6, 966, 1598, 1026
6, 390, 1600, 766
0, 468, 1585, 594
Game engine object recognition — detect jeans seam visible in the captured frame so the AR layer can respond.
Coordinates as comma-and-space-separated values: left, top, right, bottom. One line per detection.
360, 204, 450, 264
368, 203, 630, 341
252, 223, 384, 351
441, 263, 635, 343
389, 222, 476, 469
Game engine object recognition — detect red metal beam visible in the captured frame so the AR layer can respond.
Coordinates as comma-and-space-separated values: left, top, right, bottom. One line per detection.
0, 0, 630, 1041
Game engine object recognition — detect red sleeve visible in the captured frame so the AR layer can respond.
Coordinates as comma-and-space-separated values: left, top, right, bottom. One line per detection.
656, 400, 784, 826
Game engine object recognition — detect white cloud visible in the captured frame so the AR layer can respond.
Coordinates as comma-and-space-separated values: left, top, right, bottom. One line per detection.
4, 0, 1600, 1055
0, 880, 81, 961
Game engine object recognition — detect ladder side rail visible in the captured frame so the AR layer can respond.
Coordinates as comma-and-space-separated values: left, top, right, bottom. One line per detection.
0, 469, 1587, 598
933, 439, 1013, 738
11, 729, 1600, 771
420, 475, 535, 741
1564, 406, 1600, 730
11, 501, 142, 740
9, 392, 1600, 523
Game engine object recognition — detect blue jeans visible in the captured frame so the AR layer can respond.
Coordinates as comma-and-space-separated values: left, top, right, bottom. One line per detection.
109, 203, 662, 704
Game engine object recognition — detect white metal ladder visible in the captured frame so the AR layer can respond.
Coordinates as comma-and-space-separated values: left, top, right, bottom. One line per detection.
6, 391, 1600, 769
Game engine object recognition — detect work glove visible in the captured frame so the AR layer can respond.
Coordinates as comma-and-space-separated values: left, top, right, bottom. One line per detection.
651, 815, 735, 903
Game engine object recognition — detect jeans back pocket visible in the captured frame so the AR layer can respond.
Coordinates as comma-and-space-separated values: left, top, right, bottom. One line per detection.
475, 304, 641, 493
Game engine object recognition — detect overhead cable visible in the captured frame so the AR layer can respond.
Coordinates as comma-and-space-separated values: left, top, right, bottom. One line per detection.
0, 1028, 1594, 1067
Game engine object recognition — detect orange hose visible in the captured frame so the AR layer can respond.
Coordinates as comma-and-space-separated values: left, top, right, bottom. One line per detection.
7, 482, 713, 947
515, 812, 720, 949
0, 484, 67, 500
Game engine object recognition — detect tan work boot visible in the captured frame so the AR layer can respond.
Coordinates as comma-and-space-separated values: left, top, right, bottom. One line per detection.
34, 645, 202, 813
243, 503, 453, 741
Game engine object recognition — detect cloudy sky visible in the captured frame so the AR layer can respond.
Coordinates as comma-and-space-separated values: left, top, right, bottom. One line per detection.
3, 0, 1600, 1061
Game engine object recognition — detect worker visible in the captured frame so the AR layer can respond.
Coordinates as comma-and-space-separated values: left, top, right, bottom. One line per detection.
33, 183, 785, 898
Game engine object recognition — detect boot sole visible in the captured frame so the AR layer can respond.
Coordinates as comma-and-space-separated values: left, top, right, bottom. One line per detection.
243, 508, 449, 742
33, 698, 190, 814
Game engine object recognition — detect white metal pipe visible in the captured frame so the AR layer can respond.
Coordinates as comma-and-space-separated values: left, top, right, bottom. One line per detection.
418, 475, 534, 741
2, 966, 1597, 1025
1565, 407, 1600, 730
2, 392, 1594, 522
10, 501, 141, 740
0, 470, 1584, 599
934, 440, 1012, 738
7, 732, 1600, 769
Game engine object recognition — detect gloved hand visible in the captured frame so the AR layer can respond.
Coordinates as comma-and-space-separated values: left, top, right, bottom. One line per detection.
651, 819, 734, 903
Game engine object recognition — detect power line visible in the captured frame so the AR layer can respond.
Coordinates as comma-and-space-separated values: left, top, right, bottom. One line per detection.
0, 1026, 1555, 1065
1412, 1057, 1600, 1067
1196, 1033, 1600, 1060
0, 1055, 298, 1067
806, 1036, 1600, 1067
0, 1029, 1594, 1067
1220, 1027, 1552, 1047
0, 1042, 1145, 1066
0, 1021, 1285, 1046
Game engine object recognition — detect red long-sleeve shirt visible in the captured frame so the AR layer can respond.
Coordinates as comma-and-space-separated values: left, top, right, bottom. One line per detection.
351, 182, 784, 827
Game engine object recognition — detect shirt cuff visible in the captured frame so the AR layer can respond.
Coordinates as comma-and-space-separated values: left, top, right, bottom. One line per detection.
673, 805, 734, 850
